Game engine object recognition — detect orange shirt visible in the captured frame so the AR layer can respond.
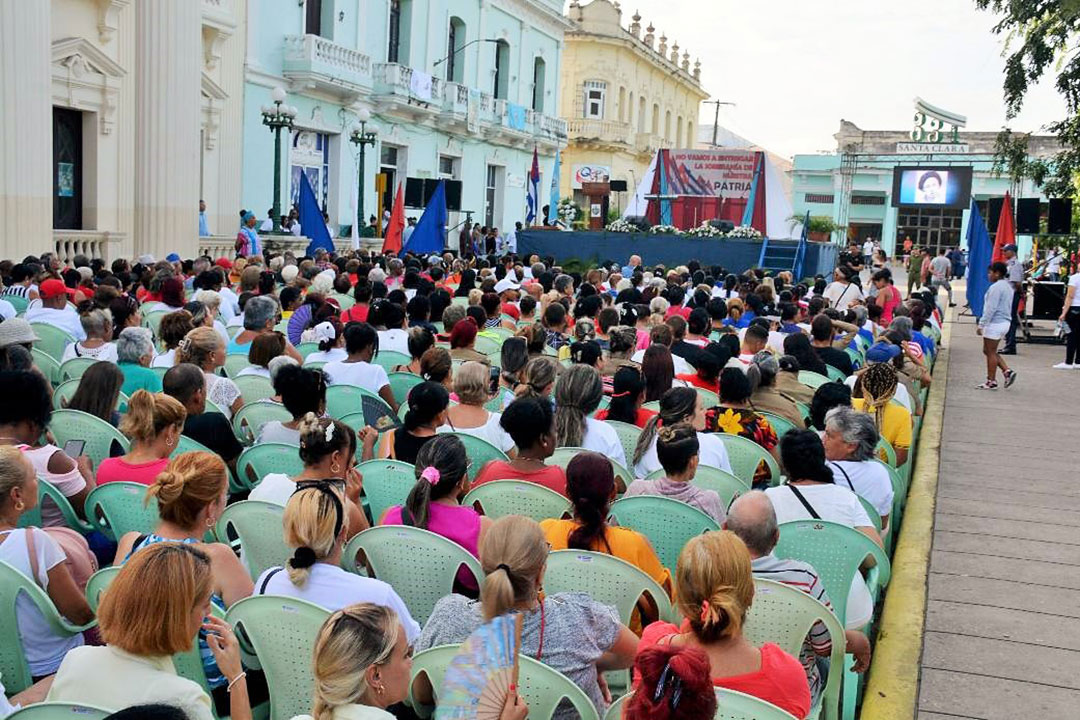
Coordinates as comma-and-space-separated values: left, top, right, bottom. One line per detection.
540, 519, 672, 595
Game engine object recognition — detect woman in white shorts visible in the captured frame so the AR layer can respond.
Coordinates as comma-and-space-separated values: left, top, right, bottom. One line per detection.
976, 262, 1016, 390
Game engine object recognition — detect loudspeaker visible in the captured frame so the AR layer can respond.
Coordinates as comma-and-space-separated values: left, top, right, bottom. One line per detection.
1016, 198, 1040, 234
624, 215, 651, 231
1048, 198, 1072, 234
1032, 281, 1066, 319
709, 219, 736, 232
988, 197, 1007, 233
404, 178, 424, 207
444, 180, 462, 211
421, 178, 439, 206
610, 180, 628, 192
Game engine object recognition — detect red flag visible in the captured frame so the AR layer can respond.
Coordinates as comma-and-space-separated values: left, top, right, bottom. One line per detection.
382, 182, 406, 254
992, 191, 1015, 264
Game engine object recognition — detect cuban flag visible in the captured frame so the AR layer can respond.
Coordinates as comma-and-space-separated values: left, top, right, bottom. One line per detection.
526, 147, 540, 225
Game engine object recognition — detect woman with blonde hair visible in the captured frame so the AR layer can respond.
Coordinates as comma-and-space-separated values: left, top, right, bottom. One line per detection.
637, 531, 811, 719
96, 390, 186, 486
513, 356, 557, 402
417, 515, 638, 718
177, 326, 245, 419
47, 543, 252, 720
437, 361, 515, 456
254, 484, 418, 642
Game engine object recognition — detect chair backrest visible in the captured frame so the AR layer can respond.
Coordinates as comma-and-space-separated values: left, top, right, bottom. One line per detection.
325, 383, 393, 421
222, 353, 250, 379
462, 480, 572, 522
31, 348, 62, 386
875, 436, 897, 467
236, 443, 304, 491
444, 431, 510, 481
231, 400, 292, 445
217, 500, 289, 579
387, 371, 424, 405
0, 560, 92, 694
58, 357, 98, 382
695, 387, 721, 407
5, 703, 111, 720
142, 310, 169, 337
744, 578, 845, 720
643, 465, 749, 510
473, 335, 502, 356
604, 420, 642, 469
797, 370, 830, 389
84, 565, 122, 613
824, 365, 847, 383
85, 481, 160, 541
171, 433, 215, 459
856, 494, 882, 533
233, 374, 275, 404
341, 525, 483, 625
48, 409, 131, 468
715, 433, 781, 486
774, 520, 892, 625
756, 411, 797, 441
607, 495, 720, 571
295, 342, 320, 359
17, 477, 93, 533
5, 295, 28, 314
356, 459, 417, 522
545, 550, 674, 626
371, 350, 412, 372
715, 689, 801, 720
30, 324, 76, 362
225, 595, 330, 720
51, 378, 82, 410
549, 447, 634, 491
604, 693, 628, 720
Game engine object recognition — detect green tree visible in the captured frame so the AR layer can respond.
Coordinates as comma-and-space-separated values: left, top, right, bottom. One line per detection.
976, 0, 1080, 196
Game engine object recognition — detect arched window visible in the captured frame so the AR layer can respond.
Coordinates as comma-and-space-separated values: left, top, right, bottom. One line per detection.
493, 40, 510, 99
446, 17, 466, 83
388, 0, 402, 63
664, 110, 671, 141
651, 103, 659, 134
687, 120, 694, 145
676, 115, 683, 146
532, 57, 546, 112
618, 87, 626, 123
628, 91, 635, 126
638, 96, 646, 132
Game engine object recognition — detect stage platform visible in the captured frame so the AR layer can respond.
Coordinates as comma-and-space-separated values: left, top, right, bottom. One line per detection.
517, 230, 838, 278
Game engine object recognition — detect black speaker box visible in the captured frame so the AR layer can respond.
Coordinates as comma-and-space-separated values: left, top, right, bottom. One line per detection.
444, 180, 462, 211
404, 178, 424, 207
624, 215, 651, 231
988, 197, 1007, 233
610, 180, 628, 192
1016, 198, 1040, 234
1048, 198, 1072, 234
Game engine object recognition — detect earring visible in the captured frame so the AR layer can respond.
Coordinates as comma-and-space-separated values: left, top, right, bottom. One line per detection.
15, 501, 24, 511
330, 463, 341, 475
166, 437, 174, 447
206, 516, 215, 527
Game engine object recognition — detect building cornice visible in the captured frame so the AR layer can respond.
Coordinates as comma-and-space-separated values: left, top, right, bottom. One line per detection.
564, 32, 705, 96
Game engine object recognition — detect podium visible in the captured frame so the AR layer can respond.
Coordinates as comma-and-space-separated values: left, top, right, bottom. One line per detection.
581, 181, 610, 230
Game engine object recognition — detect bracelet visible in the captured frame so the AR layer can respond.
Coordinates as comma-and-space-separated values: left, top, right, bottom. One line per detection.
227, 672, 247, 692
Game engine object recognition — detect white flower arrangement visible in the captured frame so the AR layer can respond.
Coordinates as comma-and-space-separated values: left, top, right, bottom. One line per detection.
557, 198, 579, 223
686, 222, 724, 238
725, 225, 763, 239
605, 218, 637, 233
649, 224, 682, 235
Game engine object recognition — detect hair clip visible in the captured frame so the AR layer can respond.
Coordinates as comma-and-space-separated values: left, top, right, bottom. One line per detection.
653, 660, 686, 708
420, 466, 440, 485
700, 600, 711, 623
324, 422, 335, 443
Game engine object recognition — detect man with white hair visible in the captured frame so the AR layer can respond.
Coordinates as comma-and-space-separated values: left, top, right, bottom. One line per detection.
621, 254, 642, 276
725, 491, 871, 701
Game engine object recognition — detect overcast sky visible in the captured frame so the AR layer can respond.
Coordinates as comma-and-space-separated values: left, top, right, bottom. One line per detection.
574, 0, 1066, 158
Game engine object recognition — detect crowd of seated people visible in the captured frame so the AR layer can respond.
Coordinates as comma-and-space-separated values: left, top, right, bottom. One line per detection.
0, 247, 941, 719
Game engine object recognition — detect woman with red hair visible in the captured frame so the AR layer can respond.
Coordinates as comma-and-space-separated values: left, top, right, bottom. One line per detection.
449, 318, 489, 364
626, 645, 718, 720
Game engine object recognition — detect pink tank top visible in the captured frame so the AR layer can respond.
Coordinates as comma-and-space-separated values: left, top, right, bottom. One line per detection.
879, 286, 901, 324
382, 502, 482, 589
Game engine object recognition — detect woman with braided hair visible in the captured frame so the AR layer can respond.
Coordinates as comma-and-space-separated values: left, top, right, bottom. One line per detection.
851, 362, 912, 466
553, 364, 627, 470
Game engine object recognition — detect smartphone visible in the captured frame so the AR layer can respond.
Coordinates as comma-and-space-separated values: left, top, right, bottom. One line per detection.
62, 439, 85, 458
489, 365, 501, 395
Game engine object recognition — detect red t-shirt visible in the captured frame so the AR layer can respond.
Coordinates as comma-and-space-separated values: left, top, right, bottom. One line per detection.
676, 373, 719, 393
593, 407, 657, 429
471, 460, 568, 496
341, 304, 369, 324
665, 305, 692, 320
638, 622, 811, 720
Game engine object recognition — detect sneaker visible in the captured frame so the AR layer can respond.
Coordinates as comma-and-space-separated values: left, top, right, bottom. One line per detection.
1004, 370, 1017, 388
1053, 362, 1075, 370
975, 380, 998, 390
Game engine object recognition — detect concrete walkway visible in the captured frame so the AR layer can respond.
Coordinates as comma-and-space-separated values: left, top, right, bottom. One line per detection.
916, 289, 1080, 719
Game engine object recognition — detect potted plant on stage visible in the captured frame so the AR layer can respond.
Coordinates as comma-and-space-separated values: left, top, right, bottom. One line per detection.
789, 214, 843, 243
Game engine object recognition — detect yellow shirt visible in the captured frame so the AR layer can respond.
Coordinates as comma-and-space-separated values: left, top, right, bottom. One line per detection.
852, 397, 912, 449
540, 518, 672, 595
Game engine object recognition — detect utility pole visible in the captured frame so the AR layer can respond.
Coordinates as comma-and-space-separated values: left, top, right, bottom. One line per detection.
702, 99, 736, 147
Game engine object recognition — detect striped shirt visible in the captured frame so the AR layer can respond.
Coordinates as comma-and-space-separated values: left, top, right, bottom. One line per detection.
752, 553, 833, 702
2, 285, 29, 298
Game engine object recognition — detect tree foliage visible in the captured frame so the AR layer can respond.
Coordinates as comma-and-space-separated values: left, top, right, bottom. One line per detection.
977, 0, 1080, 196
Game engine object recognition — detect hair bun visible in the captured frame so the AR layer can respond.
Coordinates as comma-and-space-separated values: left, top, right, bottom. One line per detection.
152, 468, 185, 504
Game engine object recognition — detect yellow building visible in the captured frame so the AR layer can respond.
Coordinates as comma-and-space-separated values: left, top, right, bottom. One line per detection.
559, 0, 708, 210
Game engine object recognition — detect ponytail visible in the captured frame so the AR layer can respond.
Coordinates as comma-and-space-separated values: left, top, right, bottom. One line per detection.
402, 434, 467, 530
565, 452, 615, 552
478, 516, 548, 621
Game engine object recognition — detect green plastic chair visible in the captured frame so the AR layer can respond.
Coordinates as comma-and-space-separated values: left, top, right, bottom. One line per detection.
326, 383, 394, 421
356, 459, 416, 522
845, 347, 862, 369
795, 401, 812, 426
715, 689, 802, 720
223, 353, 250, 379
608, 496, 720, 571
51, 379, 82, 410
409, 645, 601, 720
643, 465, 749, 510
236, 443, 303, 491
330, 293, 355, 310
641, 400, 660, 413
84, 482, 159, 541
226, 325, 242, 340
304, 360, 327, 373
715, 433, 781, 487
797, 371, 831, 390
295, 342, 320, 359
58, 357, 98, 382
232, 400, 292, 444
30, 323, 76, 362
226, 596, 330, 720
0, 560, 96, 694
5, 703, 111, 719
31, 348, 62, 386
233, 374, 275, 404
549, 446, 634, 491
604, 420, 642, 469
604, 693, 628, 720
171, 433, 215, 459
341, 526, 483, 624
48, 409, 131, 468
462, 480, 572, 521
695, 387, 721, 407
545, 550, 674, 626
84, 565, 121, 612
855, 495, 883, 534
824, 365, 847, 383
217, 500, 289, 579
142, 310, 169, 338
5, 295, 28, 314
444, 432, 510, 480
16, 477, 94, 533
371, 350, 411, 372
756, 411, 798, 440
387, 371, 424, 405
875, 437, 897, 467
474, 335, 502, 356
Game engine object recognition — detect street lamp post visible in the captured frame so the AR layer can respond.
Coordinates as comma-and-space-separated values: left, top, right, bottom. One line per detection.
261, 87, 297, 234
349, 109, 378, 239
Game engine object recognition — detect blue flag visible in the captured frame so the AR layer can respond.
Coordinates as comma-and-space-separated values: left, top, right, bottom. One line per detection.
404, 180, 447, 255
965, 199, 992, 318
526, 148, 540, 225
299, 171, 334, 257
548, 149, 561, 225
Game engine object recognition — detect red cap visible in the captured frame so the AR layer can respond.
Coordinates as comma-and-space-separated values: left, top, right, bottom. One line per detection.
215, 257, 233, 269
39, 278, 75, 299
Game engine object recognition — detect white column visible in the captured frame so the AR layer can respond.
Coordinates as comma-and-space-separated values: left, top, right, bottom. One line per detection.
134, 0, 201, 261
0, 1, 51, 260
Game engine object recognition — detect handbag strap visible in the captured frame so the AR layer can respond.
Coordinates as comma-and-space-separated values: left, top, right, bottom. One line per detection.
828, 461, 856, 492
787, 484, 821, 520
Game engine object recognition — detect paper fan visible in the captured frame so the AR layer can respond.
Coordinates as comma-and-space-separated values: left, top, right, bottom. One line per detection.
362, 394, 401, 433
435, 613, 523, 719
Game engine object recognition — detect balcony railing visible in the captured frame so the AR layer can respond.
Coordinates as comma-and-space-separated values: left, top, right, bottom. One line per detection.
54, 230, 124, 263
372, 63, 443, 105
567, 118, 633, 145
283, 34, 372, 91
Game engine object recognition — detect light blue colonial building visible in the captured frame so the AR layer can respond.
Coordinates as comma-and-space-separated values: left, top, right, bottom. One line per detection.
241, 0, 569, 241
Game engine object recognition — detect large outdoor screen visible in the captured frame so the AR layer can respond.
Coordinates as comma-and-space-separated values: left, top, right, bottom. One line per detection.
891, 166, 972, 209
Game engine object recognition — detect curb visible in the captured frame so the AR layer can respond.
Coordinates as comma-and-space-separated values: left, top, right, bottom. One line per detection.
859, 309, 952, 720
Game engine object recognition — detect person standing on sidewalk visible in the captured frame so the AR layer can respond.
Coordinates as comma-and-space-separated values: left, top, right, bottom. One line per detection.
1054, 267, 1080, 369
906, 247, 923, 298
1001, 244, 1024, 355
977, 262, 1017, 390
929, 248, 956, 308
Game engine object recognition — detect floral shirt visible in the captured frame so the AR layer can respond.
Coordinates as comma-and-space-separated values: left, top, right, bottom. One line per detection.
704, 405, 778, 487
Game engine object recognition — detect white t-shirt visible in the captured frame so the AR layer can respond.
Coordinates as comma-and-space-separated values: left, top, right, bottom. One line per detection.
844, 375, 912, 412
256, 421, 301, 446
633, 431, 732, 479
236, 366, 271, 379
823, 282, 864, 312
437, 411, 515, 453
377, 329, 410, 356
0, 528, 84, 675
218, 287, 240, 322
1047, 253, 1063, 274
248, 473, 295, 506
764, 483, 875, 629
255, 563, 421, 643
1070, 273, 1080, 307
582, 416, 627, 470
61, 342, 118, 364
828, 460, 894, 519
629, 348, 693, 376
0, 298, 17, 320
323, 359, 390, 393
25, 306, 86, 340
304, 348, 347, 365
151, 348, 176, 368
863, 240, 874, 257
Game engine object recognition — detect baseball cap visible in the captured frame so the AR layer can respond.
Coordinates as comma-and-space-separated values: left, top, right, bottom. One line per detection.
865, 340, 902, 363
1001, 243, 1018, 252
493, 277, 520, 294
166, 253, 181, 263
39, 278, 75, 300
214, 257, 233, 269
